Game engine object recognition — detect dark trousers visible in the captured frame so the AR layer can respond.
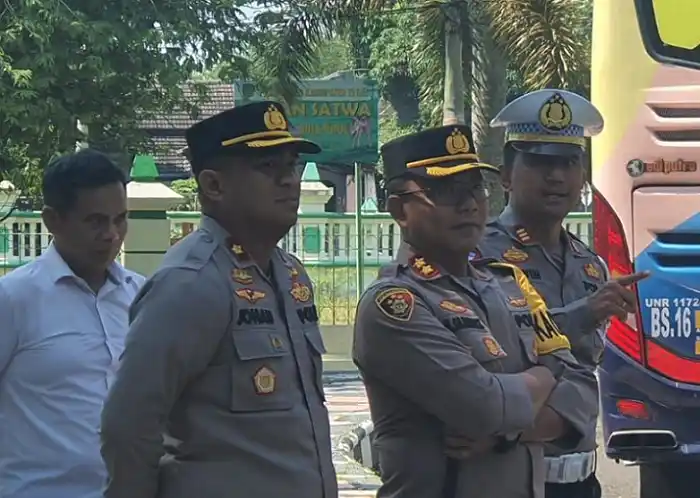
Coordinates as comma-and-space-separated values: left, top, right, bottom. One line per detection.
545, 473, 602, 498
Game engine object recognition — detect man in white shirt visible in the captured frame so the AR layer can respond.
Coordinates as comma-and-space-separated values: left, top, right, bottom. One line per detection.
0, 149, 144, 498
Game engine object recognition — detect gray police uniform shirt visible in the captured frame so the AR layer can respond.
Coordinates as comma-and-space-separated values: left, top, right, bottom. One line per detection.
353, 244, 598, 498
478, 206, 606, 456
100, 215, 337, 498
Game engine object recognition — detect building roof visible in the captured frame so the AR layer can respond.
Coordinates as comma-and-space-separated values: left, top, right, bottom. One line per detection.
148, 135, 190, 178
141, 82, 236, 178
141, 82, 236, 130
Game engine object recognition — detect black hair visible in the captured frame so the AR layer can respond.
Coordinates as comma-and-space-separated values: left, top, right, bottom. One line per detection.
42, 148, 128, 213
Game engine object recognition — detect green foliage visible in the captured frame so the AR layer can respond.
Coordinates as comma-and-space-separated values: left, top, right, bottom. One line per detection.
170, 178, 200, 211
0, 0, 257, 177
487, 0, 592, 94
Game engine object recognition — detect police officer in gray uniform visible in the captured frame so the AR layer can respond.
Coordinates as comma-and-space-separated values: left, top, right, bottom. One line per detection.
100, 101, 337, 498
353, 125, 598, 498
478, 89, 649, 498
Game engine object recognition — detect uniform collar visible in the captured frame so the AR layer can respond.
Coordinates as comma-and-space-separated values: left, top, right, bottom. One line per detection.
497, 205, 585, 257
397, 242, 491, 281
43, 243, 129, 286
200, 214, 258, 267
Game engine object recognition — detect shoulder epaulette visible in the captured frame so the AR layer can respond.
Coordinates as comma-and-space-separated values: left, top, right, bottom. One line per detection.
568, 231, 599, 257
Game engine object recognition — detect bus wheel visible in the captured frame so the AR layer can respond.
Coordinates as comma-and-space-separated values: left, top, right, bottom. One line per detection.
640, 463, 698, 498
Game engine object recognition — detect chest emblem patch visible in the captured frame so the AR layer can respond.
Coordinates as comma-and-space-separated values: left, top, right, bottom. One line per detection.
584, 263, 602, 281
231, 269, 253, 285
483, 336, 507, 358
508, 296, 528, 308
375, 288, 415, 321
253, 366, 276, 395
440, 300, 474, 315
290, 281, 312, 303
502, 247, 529, 263
235, 288, 266, 304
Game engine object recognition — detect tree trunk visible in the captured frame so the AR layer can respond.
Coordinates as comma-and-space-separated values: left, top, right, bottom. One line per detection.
471, 25, 506, 166
442, 5, 465, 126
471, 15, 508, 216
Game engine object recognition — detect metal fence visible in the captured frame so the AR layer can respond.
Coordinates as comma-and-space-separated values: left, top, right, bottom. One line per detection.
0, 211, 593, 325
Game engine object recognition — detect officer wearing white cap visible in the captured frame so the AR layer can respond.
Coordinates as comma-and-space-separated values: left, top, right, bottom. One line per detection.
476, 89, 649, 498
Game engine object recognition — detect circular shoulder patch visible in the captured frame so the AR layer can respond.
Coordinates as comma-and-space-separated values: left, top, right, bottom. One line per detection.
374, 287, 415, 322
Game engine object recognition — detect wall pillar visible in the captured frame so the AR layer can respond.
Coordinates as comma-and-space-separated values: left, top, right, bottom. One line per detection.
123, 155, 183, 276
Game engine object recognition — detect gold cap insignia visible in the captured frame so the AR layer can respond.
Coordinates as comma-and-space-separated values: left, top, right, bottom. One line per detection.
263, 104, 287, 131
231, 269, 253, 285
235, 288, 266, 304
445, 128, 470, 155
375, 287, 415, 322
254, 366, 276, 394
502, 247, 529, 263
538, 93, 573, 131
290, 281, 311, 303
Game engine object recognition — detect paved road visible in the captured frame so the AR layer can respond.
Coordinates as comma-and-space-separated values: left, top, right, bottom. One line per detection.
596, 423, 639, 498
325, 374, 640, 498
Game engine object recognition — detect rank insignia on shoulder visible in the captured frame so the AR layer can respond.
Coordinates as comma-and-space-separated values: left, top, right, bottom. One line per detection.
232, 268, 253, 285
235, 288, 266, 304
515, 227, 532, 244
508, 296, 528, 308
410, 256, 441, 279
231, 244, 245, 255
253, 366, 276, 395
375, 287, 415, 322
483, 336, 507, 358
440, 300, 474, 315
502, 247, 528, 263
290, 281, 311, 303
584, 263, 601, 280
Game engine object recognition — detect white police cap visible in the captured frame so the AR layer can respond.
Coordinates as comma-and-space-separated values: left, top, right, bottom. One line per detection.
490, 89, 604, 156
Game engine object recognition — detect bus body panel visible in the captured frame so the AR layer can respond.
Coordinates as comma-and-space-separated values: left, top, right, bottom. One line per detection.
593, 0, 700, 463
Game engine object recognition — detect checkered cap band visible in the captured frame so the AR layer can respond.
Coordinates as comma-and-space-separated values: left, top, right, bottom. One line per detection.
506, 123, 584, 137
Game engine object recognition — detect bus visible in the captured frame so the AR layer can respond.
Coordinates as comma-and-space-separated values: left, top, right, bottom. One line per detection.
592, 0, 700, 495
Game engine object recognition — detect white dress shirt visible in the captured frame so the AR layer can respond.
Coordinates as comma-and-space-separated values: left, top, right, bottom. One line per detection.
0, 244, 144, 498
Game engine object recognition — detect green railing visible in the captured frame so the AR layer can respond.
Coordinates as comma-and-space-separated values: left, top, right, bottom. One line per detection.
0, 211, 593, 324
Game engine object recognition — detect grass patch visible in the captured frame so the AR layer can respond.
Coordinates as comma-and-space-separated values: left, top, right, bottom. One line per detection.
306, 265, 382, 325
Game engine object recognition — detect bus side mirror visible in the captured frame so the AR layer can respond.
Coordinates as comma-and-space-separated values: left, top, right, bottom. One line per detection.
635, 0, 700, 69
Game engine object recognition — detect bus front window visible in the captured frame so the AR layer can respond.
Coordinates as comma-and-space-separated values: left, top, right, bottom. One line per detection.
635, 0, 700, 68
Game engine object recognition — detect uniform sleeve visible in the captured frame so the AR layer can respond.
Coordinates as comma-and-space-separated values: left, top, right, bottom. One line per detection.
100, 266, 231, 498
352, 285, 536, 438
548, 299, 598, 343
549, 255, 610, 363
0, 281, 17, 378
538, 341, 599, 449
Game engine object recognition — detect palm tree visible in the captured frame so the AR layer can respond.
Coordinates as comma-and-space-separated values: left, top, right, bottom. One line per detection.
253, 0, 590, 161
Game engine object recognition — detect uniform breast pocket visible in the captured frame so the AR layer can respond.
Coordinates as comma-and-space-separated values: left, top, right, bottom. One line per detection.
230, 329, 294, 413
518, 329, 539, 365
459, 330, 507, 372
303, 325, 327, 401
